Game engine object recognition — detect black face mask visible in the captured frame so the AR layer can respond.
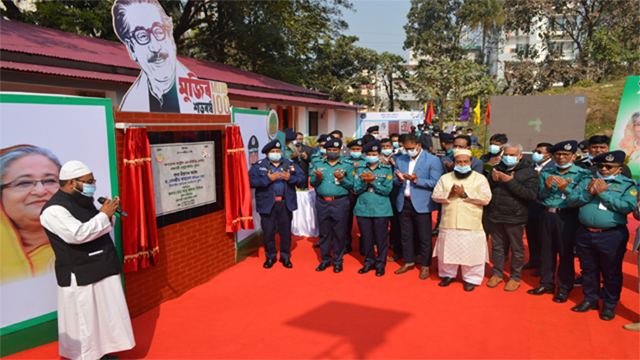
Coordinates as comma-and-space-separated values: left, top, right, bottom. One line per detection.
454, 170, 472, 179
72, 184, 96, 209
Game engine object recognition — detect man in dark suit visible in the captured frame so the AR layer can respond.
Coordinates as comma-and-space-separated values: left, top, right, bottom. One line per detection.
248, 140, 306, 268
289, 132, 312, 189
524, 142, 555, 274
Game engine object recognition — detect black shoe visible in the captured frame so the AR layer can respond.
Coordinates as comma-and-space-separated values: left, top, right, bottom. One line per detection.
375, 268, 385, 277
527, 286, 553, 295
571, 301, 599, 312
101, 355, 119, 360
263, 258, 276, 269
552, 292, 569, 303
333, 264, 344, 273
522, 261, 540, 270
531, 269, 542, 277
313, 242, 320, 248
600, 307, 615, 321
574, 276, 583, 287
431, 228, 439, 237
463, 281, 475, 292
279, 258, 293, 268
438, 277, 455, 287
358, 265, 373, 274
345, 245, 353, 253
359, 249, 366, 256
316, 262, 330, 272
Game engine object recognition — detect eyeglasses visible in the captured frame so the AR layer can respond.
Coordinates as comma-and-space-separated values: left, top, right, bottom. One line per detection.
595, 164, 618, 170
1, 178, 59, 191
128, 24, 167, 46
75, 179, 97, 185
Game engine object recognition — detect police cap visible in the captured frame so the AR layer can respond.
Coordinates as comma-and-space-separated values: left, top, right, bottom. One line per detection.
261, 139, 282, 154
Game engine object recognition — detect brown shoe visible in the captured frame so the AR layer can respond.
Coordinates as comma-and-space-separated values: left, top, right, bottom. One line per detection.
419, 267, 430, 280
487, 276, 503, 288
394, 264, 415, 274
504, 280, 520, 292
388, 253, 403, 263
623, 322, 640, 332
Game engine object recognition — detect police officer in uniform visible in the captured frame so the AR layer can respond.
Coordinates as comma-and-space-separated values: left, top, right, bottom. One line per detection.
310, 138, 355, 273
366, 125, 380, 137
248, 140, 306, 268
527, 140, 591, 302
344, 138, 364, 254
567, 151, 638, 320
311, 134, 328, 156
310, 134, 333, 249
353, 140, 393, 276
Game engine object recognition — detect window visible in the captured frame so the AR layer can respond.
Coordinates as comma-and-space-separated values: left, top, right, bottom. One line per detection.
308, 111, 319, 136
515, 44, 530, 57
282, 109, 290, 129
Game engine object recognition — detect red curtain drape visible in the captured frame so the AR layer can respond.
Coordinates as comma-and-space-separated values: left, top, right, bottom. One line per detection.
225, 126, 254, 232
122, 128, 159, 273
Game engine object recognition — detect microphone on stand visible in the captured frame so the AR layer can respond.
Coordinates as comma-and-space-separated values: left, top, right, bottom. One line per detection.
97, 197, 129, 217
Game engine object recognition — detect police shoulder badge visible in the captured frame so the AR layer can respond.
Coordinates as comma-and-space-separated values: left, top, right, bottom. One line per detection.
630, 188, 638, 196
387, 174, 393, 180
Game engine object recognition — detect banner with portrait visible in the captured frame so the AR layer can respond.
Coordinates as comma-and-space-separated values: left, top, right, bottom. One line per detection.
610, 76, 640, 181
357, 111, 423, 137
0, 93, 119, 342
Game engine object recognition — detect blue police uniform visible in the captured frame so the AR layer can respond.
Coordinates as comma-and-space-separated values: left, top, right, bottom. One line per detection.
344, 138, 365, 254
248, 140, 306, 266
353, 140, 393, 274
567, 151, 638, 315
310, 138, 355, 271
530, 140, 591, 298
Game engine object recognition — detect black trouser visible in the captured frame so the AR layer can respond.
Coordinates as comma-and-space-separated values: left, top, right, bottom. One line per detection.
260, 201, 293, 260
399, 197, 432, 267
346, 193, 362, 251
490, 222, 526, 282
525, 215, 542, 264
540, 211, 579, 293
317, 196, 350, 265
357, 216, 389, 269
576, 225, 628, 308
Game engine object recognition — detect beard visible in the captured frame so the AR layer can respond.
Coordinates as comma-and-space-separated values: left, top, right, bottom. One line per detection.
454, 170, 472, 179
72, 186, 96, 209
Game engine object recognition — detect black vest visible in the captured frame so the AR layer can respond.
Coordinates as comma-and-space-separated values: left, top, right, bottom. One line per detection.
41, 190, 121, 287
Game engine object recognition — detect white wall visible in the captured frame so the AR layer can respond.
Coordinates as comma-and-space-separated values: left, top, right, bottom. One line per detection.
296, 106, 308, 135
229, 100, 268, 111
336, 109, 357, 138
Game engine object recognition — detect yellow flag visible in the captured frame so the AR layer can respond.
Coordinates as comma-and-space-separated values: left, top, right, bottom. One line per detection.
473, 100, 481, 126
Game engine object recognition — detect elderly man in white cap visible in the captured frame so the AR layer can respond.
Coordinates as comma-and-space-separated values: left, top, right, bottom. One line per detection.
40, 161, 135, 360
432, 149, 492, 291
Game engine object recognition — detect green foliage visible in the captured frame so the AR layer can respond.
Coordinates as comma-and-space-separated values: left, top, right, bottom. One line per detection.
304, 136, 318, 148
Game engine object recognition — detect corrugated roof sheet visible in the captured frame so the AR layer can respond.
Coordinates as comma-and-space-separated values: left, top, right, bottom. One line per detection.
0, 19, 327, 97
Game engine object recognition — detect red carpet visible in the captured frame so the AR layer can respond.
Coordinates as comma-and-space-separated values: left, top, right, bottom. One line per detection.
7, 216, 640, 359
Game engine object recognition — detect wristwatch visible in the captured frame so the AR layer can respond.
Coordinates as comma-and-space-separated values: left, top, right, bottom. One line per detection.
461, 192, 469, 199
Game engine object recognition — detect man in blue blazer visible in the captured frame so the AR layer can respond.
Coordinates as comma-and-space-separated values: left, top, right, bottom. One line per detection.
392, 134, 443, 279
249, 139, 306, 269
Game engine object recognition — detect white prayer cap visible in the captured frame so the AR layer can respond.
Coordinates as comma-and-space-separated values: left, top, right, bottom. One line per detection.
59, 160, 92, 180
453, 149, 472, 158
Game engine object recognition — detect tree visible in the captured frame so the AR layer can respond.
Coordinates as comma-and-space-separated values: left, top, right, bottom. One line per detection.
460, 0, 504, 67
376, 52, 410, 111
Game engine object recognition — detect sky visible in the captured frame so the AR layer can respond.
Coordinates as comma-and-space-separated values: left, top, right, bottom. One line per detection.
340, 0, 412, 63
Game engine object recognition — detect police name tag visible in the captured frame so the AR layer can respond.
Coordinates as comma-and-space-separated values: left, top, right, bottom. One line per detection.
598, 202, 607, 211
260, 167, 269, 171
561, 192, 567, 199
334, 176, 340, 185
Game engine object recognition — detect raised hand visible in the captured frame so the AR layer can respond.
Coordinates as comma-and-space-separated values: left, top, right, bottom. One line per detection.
281, 170, 291, 181
99, 197, 119, 218
588, 178, 597, 196
491, 169, 500, 182
268, 170, 280, 182
396, 169, 405, 181
444, 161, 454, 172
553, 176, 569, 191
456, 184, 465, 196
313, 169, 323, 180
334, 169, 345, 181
545, 175, 555, 189
595, 178, 609, 195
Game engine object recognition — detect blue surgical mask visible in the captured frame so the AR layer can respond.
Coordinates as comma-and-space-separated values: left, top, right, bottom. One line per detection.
454, 165, 471, 173
365, 156, 379, 164
532, 152, 544, 163
489, 144, 500, 154
327, 152, 340, 160
597, 172, 617, 181
350, 152, 362, 159
320, 148, 327, 155
76, 184, 96, 197
502, 156, 519, 167
557, 162, 573, 169
392, 142, 399, 148
588, 154, 594, 160
381, 149, 393, 156
407, 149, 419, 158
434, 133, 439, 137
268, 153, 282, 162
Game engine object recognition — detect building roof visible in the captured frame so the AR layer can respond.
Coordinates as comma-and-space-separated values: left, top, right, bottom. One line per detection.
0, 19, 328, 98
